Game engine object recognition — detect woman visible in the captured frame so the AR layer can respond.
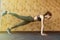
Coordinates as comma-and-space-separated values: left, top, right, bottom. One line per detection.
2, 11, 52, 36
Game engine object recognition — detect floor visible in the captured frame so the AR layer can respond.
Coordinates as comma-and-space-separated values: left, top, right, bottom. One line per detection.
0, 32, 60, 40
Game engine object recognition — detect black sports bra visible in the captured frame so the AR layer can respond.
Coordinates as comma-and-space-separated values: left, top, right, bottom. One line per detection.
37, 16, 41, 21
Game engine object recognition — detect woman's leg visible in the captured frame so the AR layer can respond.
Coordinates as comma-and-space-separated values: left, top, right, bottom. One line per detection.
2, 11, 30, 21
7, 21, 30, 34
9, 13, 30, 21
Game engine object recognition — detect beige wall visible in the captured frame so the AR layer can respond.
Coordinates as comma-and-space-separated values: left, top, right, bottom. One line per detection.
0, 0, 60, 31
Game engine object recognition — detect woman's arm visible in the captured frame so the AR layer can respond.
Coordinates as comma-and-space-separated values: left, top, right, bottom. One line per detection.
40, 15, 47, 36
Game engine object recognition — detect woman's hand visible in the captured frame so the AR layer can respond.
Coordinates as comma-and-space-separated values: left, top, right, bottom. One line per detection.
41, 33, 47, 36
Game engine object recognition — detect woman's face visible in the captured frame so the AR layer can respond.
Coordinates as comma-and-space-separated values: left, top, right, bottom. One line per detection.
44, 15, 51, 19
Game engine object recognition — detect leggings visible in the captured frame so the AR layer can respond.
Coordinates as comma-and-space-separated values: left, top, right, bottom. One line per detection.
9, 13, 34, 29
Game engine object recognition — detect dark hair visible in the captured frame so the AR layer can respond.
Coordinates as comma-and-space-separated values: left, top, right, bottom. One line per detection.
44, 11, 52, 16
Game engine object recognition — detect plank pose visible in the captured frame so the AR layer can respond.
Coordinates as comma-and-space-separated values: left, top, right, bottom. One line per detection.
2, 11, 52, 36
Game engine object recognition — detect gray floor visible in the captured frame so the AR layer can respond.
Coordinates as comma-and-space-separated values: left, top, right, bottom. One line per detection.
0, 32, 60, 40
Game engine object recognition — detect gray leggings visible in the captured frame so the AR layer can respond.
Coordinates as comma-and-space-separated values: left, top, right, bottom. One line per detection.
9, 13, 34, 29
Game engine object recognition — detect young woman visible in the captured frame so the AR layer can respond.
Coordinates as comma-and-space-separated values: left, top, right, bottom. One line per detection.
2, 11, 52, 36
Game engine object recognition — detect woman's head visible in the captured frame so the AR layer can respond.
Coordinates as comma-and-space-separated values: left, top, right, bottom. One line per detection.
44, 11, 52, 19
34, 11, 52, 21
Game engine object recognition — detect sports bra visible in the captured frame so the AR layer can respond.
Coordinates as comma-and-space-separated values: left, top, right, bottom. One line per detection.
37, 15, 43, 21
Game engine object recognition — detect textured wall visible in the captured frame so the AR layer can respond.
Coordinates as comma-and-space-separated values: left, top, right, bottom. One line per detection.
0, 0, 60, 31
